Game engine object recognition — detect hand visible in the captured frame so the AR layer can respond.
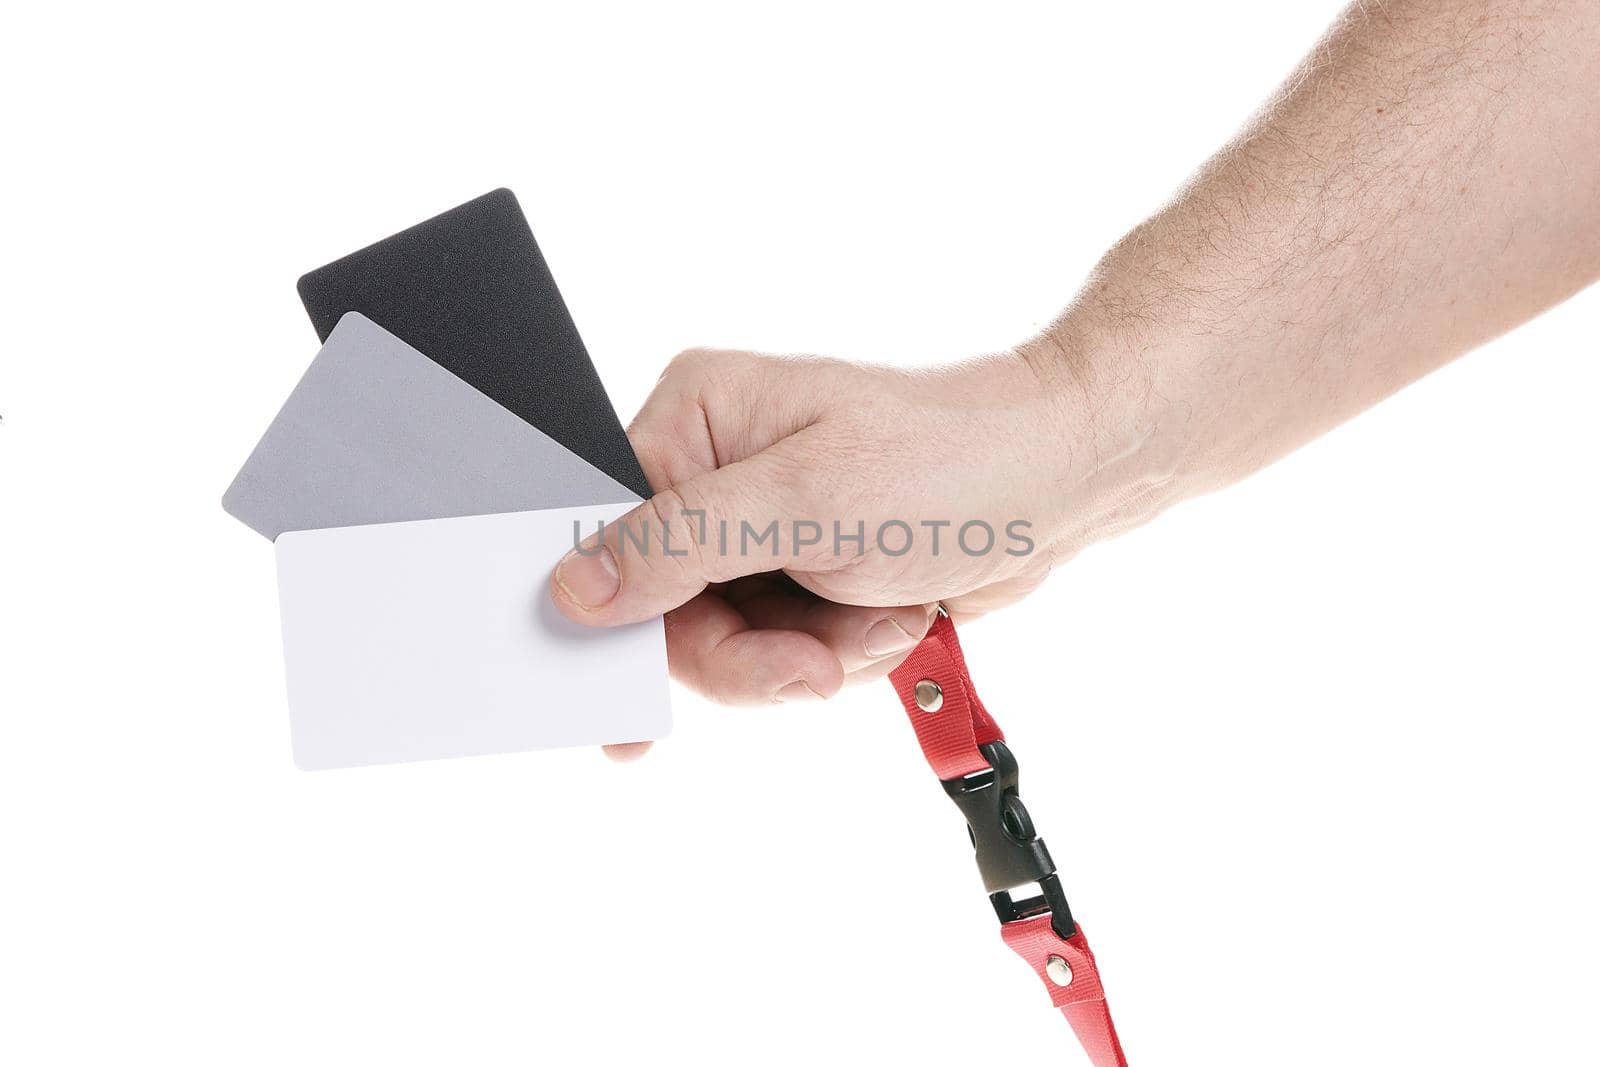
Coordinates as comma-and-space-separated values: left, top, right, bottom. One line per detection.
549, 339, 1178, 758
549, 0, 1600, 763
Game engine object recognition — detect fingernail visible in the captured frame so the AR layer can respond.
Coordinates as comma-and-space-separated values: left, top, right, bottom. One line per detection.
864, 617, 919, 658
554, 545, 620, 609
774, 680, 823, 704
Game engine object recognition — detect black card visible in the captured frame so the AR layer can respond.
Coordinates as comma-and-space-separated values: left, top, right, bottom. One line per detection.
296, 188, 651, 499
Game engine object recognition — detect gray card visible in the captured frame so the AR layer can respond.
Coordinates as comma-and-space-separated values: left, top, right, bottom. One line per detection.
223, 312, 640, 540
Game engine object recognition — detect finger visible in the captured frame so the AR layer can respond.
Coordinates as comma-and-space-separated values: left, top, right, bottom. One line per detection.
597, 588, 744, 761
603, 625, 911, 762
842, 651, 918, 687
550, 437, 822, 627
732, 592, 936, 674
598, 586, 747, 761
664, 589, 843, 705
627, 348, 831, 489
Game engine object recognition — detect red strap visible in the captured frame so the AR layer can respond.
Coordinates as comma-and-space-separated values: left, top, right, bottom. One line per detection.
1002, 917, 1129, 1067
889, 614, 1129, 1067
888, 614, 1005, 779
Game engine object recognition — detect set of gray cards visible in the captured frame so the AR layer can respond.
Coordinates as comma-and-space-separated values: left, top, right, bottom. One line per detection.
224, 190, 670, 770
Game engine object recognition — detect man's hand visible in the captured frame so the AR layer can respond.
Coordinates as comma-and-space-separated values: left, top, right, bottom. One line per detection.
550, 344, 1176, 758
552, 0, 1600, 760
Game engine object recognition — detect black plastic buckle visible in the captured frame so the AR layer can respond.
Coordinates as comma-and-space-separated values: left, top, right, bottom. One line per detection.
941, 739, 1076, 940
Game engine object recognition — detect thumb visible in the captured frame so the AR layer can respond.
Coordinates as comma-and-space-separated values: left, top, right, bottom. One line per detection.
550, 444, 810, 626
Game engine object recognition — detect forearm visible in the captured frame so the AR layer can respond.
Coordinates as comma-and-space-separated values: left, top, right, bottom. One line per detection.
1029, 0, 1600, 541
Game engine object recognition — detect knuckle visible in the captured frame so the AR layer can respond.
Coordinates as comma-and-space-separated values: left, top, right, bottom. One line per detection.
641, 487, 709, 577
676, 347, 763, 394
665, 481, 745, 582
663, 346, 719, 381
701, 672, 745, 707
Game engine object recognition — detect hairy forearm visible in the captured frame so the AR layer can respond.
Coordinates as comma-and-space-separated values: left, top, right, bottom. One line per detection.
1029, 0, 1600, 536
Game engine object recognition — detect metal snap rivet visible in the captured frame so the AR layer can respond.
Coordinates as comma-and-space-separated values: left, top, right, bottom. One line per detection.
1045, 955, 1073, 987
913, 679, 943, 713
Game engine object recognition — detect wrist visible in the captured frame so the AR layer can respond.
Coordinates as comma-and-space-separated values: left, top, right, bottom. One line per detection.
1012, 308, 1198, 553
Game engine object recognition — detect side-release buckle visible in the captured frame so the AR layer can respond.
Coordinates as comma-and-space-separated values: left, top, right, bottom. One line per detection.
941, 739, 1077, 940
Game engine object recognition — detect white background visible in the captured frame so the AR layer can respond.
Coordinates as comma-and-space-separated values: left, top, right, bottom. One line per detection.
2, 2, 1596, 1064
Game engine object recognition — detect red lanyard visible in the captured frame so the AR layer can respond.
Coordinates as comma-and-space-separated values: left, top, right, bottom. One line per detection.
888, 614, 1129, 1066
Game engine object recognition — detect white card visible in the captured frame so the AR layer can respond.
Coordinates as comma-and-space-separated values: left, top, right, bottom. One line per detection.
275, 503, 668, 769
